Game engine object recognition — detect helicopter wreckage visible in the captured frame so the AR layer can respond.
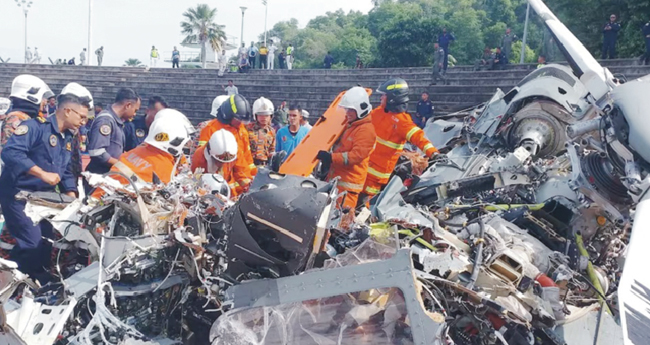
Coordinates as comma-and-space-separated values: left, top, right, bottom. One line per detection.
1, 0, 649, 344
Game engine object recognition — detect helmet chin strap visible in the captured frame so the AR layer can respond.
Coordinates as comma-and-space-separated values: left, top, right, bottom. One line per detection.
8, 98, 40, 118
170, 154, 182, 183
385, 102, 407, 113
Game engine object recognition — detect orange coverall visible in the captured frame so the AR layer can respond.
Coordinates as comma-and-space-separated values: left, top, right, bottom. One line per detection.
110, 144, 177, 184
191, 145, 238, 198
198, 119, 255, 193
90, 144, 178, 198
327, 115, 376, 209
363, 106, 438, 197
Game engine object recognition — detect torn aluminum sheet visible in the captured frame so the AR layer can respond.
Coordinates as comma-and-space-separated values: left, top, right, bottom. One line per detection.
218, 249, 444, 345
372, 176, 436, 229
3, 294, 77, 345
555, 304, 623, 345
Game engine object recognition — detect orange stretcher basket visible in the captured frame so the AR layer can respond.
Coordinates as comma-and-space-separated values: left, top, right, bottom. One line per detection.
279, 88, 373, 177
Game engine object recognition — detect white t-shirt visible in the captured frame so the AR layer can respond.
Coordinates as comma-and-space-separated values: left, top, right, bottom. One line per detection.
239, 47, 248, 57
225, 85, 239, 95
268, 45, 277, 55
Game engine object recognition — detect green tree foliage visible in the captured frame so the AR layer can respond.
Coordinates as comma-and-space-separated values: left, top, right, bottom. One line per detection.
253, 0, 648, 69
544, 0, 650, 58
510, 41, 537, 63
123, 59, 143, 67
180, 4, 226, 69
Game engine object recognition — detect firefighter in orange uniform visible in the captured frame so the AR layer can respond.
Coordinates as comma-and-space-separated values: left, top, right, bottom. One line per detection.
316, 86, 376, 211
248, 97, 276, 167
108, 109, 194, 185
192, 129, 239, 198
198, 95, 255, 193
361, 78, 438, 203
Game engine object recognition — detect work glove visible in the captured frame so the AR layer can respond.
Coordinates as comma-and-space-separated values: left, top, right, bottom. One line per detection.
270, 151, 287, 172
316, 151, 332, 179
316, 150, 332, 166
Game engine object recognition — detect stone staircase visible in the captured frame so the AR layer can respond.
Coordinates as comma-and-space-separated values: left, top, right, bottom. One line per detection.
1, 59, 648, 124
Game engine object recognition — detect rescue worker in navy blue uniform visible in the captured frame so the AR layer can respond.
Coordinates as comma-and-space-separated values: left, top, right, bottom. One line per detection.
437, 28, 456, 73
414, 92, 434, 128
602, 14, 621, 60
124, 96, 168, 151
0, 83, 92, 283
641, 20, 650, 66
86, 88, 140, 175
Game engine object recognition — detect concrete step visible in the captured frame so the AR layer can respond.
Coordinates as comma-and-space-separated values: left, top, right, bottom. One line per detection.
2, 60, 648, 126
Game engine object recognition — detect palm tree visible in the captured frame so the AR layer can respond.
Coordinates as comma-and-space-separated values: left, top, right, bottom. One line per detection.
124, 58, 142, 67
181, 4, 226, 68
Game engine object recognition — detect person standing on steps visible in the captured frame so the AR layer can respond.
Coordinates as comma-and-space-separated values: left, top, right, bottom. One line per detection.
239, 43, 247, 60
430, 43, 446, 86
641, 20, 650, 65
150, 46, 160, 67
80, 48, 87, 66
324, 51, 334, 69
602, 14, 621, 60
437, 28, 455, 74
268, 40, 276, 70
222, 80, 239, 96
286, 43, 294, 70
172, 46, 180, 68
248, 41, 259, 69
278, 50, 286, 70
355, 55, 364, 69
25, 47, 32, 64
217, 50, 227, 76
95, 46, 104, 66
259, 44, 269, 69
32, 48, 41, 64
502, 28, 517, 63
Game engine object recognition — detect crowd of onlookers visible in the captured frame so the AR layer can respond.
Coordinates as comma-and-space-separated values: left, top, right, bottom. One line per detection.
233, 40, 294, 73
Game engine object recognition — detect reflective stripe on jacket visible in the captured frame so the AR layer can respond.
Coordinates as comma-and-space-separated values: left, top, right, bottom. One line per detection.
367, 106, 437, 184
328, 116, 376, 193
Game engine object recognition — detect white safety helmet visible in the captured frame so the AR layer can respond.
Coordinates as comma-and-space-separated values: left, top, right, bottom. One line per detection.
155, 108, 196, 136
252, 97, 274, 118
201, 174, 231, 199
210, 95, 230, 117
0, 98, 10, 115
339, 86, 372, 120
145, 109, 194, 156
60, 82, 94, 109
10, 75, 50, 105
205, 129, 238, 163
301, 109, 310, 119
